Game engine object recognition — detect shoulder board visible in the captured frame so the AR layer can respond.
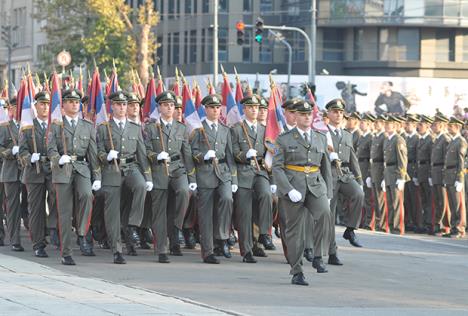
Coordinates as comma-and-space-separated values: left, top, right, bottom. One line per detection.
80, 119, 93, 126
127, 120, 139, 127
342, 129, 352, 137
175, 120, 186, 127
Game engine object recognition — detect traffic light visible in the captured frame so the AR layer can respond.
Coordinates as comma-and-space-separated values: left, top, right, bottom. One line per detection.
255, 17, 264, 44
1, 26, 11, 45
236, 21, 245, 45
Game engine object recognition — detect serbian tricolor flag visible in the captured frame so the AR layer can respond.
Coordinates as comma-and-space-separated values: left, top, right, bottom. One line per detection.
49, 72, 63, 125
143, 77, 159, 121
19, 74, 36, 130
90, 70, 108, 126
105, 70, 119, 114
222, 75, 241, 127
264, 84, 286, 169
308, 87, 327, 132
182, 81, 202, 133
0, 81, 8, 100
234, 76, 245, 118
192, 83, 206, 121
0, 100, 9, 125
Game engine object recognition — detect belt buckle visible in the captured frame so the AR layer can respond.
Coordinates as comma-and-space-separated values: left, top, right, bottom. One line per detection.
304, 166, 312, 173
120, 158, 126, 164
250, 159, 256, 167
70, 155, 77, 162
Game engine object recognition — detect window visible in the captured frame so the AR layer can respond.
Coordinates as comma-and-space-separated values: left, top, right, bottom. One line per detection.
156, 37, 163, 65
260, 0, 273, 12
218, 27, 228, 62
185, 0, 192, 14
242, 32, 251, 62
190, 30, 197, 63
219, 0, 228, 13
425, 0, 443, 16
384, 0, 404, 16
444, 0, 459, 17
322, 28, 344, 61
435, 29, 455, 61
13, 7, 27, 47
207, 28, 213, 61
462, 30, 468, 61
194, 0, 198, 14
290, 31, 305, 62
168, 0, 175, 19
243, 0, 251, 12
397, 28, 419, 61
176, 0, 180, 18
172, 32, 180, 64
354, 28, 378, 61
160, 0, 164, 20
184, 31, 189, 63
202, 28, 206, 62
36, 44, 47, 60
259, 45, 272, 63
202, 0, 209, 13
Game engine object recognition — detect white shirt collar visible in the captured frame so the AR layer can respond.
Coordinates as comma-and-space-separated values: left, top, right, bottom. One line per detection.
161, 118, 173, 126
128, 118, 140, 125
451, 134, 460, 140
328, 124, 340, 135
286, 123, 296, 131
245, 119, 257, 129
297, 127, 311, 139
421, 131, 431, 139
406, 131, 417, 137
205, 118, 218, 128
436, 132, 445, 140
36, 118, 47, 126
65, 115, 79, 125
388, 132, 396, 140
362, 131, 371, 137
113, 117, 127, 126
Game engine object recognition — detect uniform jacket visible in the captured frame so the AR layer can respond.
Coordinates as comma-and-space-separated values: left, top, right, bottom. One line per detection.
383, 133, 410, 185
273, 128, 333, 200
47, 117, 101, 184
190, 120, 237, 188
0, 121, 21, 182
328, 126, 362, 185
416, 133, 433, 182
144, 119, 195, 189
231, 120, 270, 189
431, 133, 451, 185
97, 119, 151, 186
443, 135, 467, 185
370, 131, 385, 184
356, 132, 372, 180
18, 119, 51, 184
405, 132, 419, 179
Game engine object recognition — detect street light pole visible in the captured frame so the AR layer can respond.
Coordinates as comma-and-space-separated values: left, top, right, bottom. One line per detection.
213, 0, 219, 87
311, 0, 317, 85
268, 29, 292, 98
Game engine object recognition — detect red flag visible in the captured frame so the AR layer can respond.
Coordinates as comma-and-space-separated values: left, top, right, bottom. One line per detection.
0, 82, 8, 100
105, 70, 119, 114
307, 87, 327, 132
143, 77, 158, 120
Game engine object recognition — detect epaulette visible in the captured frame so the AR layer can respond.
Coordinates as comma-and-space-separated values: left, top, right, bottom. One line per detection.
127, 120, 139, 127
80, 119, 93, 126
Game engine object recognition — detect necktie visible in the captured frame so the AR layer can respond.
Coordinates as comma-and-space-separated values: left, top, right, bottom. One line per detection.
304, 132, 309, 143
335, 129, 340, 137
71, 119, 76, 129
251, 124, 256, 135
41, 122, 47, 131
119, 122, 124, 131
211, 123, 217, 132
166, 123, 171, 131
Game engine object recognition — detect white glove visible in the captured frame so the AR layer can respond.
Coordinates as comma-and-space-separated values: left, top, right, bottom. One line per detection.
246, 148, 257, 159
231, 184, 238, 193
188, 183, 197, 191
91, 180, 101, 191
59, 155, 71, 165
327, 199, 331, 206
365, 177, 372, 188
270, 184, 277, 194
396, 179, 405, 191
381, 180, 386, 192
412, 177, 419, 186
107, 150, 119, 161
31, 153, 41, 163
204, 150, 217, 161
428, 177, 433, 187
12, 146, 19, 155
288, 189, 302, 203
329, 152, 339, 161
157, 151, 170, 161
455, 181, 463, 192
145, 181, 153, 192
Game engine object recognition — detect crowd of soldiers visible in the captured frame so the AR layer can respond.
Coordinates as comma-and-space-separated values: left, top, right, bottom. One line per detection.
0, 87, 466, 286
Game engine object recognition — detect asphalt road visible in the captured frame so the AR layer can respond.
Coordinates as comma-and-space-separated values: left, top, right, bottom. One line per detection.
1, 226, 467, 316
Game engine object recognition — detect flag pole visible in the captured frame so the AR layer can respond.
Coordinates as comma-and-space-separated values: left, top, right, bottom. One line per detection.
156, 122, 169, 176
26, 68, 41, 174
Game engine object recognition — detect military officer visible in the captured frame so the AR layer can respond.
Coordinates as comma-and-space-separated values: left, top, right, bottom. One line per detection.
322, 98, 364, 267
0, 97, 23, 251
346, 112, 362, 150
47, 89, 101, 265
145, 91, 196, 263
370, 115, 387, 231
415, 115, 434, 234
273, 99, 332, 286
231, 95, 274, 263
190, 94, 237, 264
357, 113, 375, 229
382, 115, 410, 234
97, 91, 152, 263
429, 114, 451, 235
403, 114, 421, 232
18, 91, 57, 257
443, 117, 467, 238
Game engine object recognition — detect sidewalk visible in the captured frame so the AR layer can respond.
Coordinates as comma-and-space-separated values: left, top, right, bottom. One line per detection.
0, 253, 243, 316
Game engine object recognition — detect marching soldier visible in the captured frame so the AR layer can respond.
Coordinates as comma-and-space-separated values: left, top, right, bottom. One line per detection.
0, 98, 23, 251
382, 115, 409, 234
144, 91, 196, 263
404, 114, 420, 232
346, 112, 362, 150
371, 115, 387, 231
18, 91, 57, 257
47, 89, 101, 265
273, 100, 332, 286
190, 94, 237, 264
429, 114, 451, 235
443, 117, 467, 238
97, 91, 152, 263
322, 98, 364, 267
357, 113, 375, 229
231, 95, 274, 263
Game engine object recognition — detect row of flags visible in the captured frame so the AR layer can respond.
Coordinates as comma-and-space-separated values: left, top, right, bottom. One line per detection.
0, 66, 327, 150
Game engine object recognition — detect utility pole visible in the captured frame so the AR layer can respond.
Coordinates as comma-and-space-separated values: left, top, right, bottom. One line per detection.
311, 0, 317, 85
213, 0, 219, 87
269, 29, 292, 98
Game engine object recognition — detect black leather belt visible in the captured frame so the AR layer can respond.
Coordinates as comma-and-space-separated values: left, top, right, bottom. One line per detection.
432, 163, 444, 167
419, 160, 428, 164
358, 158, 370, 162
385, 162, 396, 166
341, 162, 350, 168
157, 154, 180, 164
204, 158, 227, 164
371, 159, 383, 163
71, 155, 87, 162
445, 165, 456, 170
408, 160, 417, 163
